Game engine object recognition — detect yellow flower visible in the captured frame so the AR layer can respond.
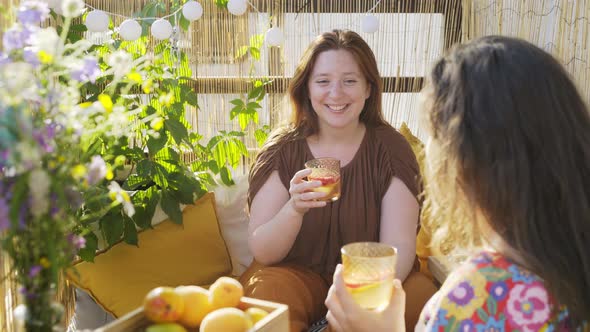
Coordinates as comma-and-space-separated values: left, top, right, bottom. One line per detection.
39, 258, 51, 268
150, 117, 164, 131
71, 164, 87, 180
440, 266, 487, 320
38, 51, 53, 64
127, 71, 142, 84
98, 94, 113, 113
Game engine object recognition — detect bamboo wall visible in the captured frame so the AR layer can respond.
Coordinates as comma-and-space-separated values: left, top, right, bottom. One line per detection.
1, 1, 589, 331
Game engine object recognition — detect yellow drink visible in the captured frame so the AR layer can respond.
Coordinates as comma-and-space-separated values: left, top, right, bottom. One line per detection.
305, 158, 341, 202
345, 277, 394, 310
341, 242, 397, 310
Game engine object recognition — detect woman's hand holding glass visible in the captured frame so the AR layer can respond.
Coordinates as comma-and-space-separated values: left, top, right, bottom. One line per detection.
325, 264, 407, 332
289, 168, 328, 214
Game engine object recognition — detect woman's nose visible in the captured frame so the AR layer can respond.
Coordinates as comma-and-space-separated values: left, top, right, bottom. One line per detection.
329, 82, 344, 97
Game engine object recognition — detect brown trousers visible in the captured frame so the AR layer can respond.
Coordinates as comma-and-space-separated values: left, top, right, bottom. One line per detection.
239, 261, 438, 332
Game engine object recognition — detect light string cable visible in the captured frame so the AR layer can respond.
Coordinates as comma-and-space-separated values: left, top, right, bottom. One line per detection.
85, 3, 183, 21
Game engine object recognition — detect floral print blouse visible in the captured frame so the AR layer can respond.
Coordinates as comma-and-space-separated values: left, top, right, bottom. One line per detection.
418, 251, 586, 331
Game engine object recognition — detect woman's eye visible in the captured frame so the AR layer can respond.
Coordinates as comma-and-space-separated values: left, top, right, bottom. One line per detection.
316, 80, 329, 84
344, 80, 357, 85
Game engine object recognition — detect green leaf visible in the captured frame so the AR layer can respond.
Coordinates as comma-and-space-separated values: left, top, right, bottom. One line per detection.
100, 211, 125, 247
207, 160, 220, 174
477, 308, 489, 322
246, 102, 262, 109
70, 24, 88, 32
169, 174, 199, 204
123, 174, 153, 191
487, 296, 497, 315
248, 85, 264, 100
230, 98, 245, 107
254, 127, 269, 147
147, 131, 168, 155
214, 0, 229, 8
249, 47, 260, 60
160, 190, 183, 224
179, 15, 190, 31
132, 187, 160, 229
220, 166, 235, 186
165, 118, 189, 146
235, 45, 249, 59
123, 217, 138, 245
479, 267, 511, 281
78, 233, 99, 262
183, 90, 199, 107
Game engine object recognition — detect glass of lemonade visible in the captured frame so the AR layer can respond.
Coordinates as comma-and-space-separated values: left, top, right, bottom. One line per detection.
341, 242, 397, 310
305, 157, 341, 202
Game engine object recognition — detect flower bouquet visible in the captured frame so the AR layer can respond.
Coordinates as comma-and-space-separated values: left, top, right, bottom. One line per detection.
0, 1, 141, 330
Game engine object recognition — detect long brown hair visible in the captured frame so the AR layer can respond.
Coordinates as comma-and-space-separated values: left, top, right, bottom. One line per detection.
249, 29, 387, 200
422, 35, 590, 323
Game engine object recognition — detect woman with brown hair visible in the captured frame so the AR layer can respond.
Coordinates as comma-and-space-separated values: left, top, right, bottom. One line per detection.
240, 29, 437, 331
325, 35, 590, 331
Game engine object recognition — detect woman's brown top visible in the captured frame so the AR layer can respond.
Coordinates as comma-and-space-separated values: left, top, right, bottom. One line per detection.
248, 124, 420, 280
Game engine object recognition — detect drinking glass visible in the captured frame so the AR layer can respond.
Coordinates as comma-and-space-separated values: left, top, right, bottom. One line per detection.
341, 242, 397, 310
304, 157, 341, 202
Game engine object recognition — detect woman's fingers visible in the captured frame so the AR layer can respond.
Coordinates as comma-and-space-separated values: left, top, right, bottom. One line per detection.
326, 309, 345, 332
290, 168, 312, 185
384, 279, 406, 331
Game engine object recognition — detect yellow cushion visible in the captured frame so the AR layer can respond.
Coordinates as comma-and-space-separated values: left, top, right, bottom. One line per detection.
399, 123, 433, 278
66, 192, 232, 317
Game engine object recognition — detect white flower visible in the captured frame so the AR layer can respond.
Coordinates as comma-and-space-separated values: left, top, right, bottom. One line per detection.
61, 0, 85, 18
0, 62, 37, 103
29, 27, 63, 57
86, 155, 107, 185
106, 50, 133, 79
16, 142, 41, 170
29, 168, 50, 218
108, 181, 135, 217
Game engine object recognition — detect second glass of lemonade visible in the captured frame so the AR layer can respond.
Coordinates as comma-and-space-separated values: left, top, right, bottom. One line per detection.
305, 157, 341, 201
341, 242, 397, 310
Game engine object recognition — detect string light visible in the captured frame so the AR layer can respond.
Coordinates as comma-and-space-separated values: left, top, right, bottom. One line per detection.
85, 10, 109, 32
227, 0, 248, 16
81, 0, 383, 44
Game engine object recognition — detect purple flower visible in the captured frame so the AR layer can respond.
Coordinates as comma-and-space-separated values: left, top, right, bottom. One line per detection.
459, 319, 475, 332
490, 281, 509, 301
23, 48, 40, 68
0, 197, 9, 231
448, 281, 475, 305
28, 265, 42, 278
0, 52, 10, 65
2, 26, 26, 52
71, 57, 100, 83
86, 155, 107, 185
68, 234, 86, 249
32, 128, 54, 153
18, 1, 50, 26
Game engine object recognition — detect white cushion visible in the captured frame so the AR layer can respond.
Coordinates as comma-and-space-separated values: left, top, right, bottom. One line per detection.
213, 175, 253, 276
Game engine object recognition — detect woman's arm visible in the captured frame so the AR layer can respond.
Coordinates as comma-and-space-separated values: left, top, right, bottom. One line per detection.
380, 177, 420, 282
248, 169, 327, 265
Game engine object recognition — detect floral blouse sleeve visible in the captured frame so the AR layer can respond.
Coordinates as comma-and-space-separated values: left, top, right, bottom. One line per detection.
417, 251, 584, 331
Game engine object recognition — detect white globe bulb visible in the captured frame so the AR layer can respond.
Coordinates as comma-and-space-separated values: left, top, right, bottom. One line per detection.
151, 19, 173, 40
85, 10, 110, 32
265, 27, 284, 47
361, 15, 379, 33
119, 19, 142, 41
182, 1, 203, 21
227, 0, 247, 16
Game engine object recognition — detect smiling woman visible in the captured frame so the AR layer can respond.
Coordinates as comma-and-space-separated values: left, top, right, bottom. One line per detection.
241, 29, 437, 332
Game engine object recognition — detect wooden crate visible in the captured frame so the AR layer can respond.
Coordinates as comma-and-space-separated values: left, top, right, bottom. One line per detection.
95, 297, 289, 332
